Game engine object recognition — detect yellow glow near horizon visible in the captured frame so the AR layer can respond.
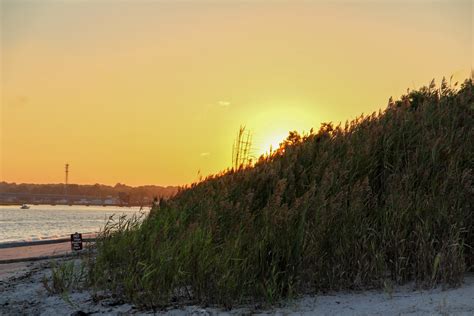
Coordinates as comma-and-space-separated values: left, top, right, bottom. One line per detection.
1, 0, 472, 186
258, 132, 289, 156
249, 105, 316, 156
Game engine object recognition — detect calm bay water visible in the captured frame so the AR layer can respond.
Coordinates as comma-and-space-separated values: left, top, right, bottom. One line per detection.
0, 205, 147, 244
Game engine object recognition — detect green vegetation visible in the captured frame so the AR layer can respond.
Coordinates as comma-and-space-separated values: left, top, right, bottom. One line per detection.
88, 78, 473, 309
42, 260, 86, 295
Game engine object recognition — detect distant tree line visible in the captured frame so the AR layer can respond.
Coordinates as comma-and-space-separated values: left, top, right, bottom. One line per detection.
0, 182, 178, 206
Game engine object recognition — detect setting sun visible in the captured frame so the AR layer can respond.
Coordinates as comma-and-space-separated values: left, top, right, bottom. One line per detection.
257, 132, 289, 156
245, 104, 317, 157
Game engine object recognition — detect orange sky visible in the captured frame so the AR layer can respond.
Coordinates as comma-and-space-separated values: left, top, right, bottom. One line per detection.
1, 0, 472, 186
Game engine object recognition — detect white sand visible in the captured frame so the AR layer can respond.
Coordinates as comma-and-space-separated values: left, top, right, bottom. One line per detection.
1, 259, 473, 315
0, 262, 31, 281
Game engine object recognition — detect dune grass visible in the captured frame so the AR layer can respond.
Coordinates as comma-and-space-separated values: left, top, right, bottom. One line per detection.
87, 78, 473, 309
42, 260, 86, 295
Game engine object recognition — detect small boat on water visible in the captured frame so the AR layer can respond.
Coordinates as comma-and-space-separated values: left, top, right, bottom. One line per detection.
20, 204, 30, 209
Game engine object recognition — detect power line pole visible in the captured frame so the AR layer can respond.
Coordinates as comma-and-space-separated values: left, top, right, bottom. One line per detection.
65, 163, 69, 198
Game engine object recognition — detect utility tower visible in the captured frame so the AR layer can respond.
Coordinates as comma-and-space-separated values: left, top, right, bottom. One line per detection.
232, 125, 252, 169
64, 163, 69, 197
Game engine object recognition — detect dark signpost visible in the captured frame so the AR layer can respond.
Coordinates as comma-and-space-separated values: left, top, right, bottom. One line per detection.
71, 232, 83, 251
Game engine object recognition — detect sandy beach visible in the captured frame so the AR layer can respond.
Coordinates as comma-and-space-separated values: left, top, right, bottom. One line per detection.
0, 242, 71, 262
0, 233, 96, 264
1, 250, 473, 315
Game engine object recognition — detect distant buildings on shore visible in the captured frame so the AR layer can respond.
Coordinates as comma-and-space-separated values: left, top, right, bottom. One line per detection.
0, 193, 124, 206
0, 182, 179, 206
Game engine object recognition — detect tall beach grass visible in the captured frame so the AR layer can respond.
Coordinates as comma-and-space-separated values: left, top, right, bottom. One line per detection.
88, 78, 473, 309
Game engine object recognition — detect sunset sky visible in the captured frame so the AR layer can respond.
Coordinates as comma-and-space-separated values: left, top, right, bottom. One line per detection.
1, 0, 472, 186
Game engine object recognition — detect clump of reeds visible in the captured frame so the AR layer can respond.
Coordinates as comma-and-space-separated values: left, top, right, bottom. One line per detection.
42, 260, 86, 295
87, 78, 473, 309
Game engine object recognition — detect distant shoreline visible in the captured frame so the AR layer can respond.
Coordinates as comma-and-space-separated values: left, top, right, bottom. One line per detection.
0, 181, 179, 207
0, 202, 148, 207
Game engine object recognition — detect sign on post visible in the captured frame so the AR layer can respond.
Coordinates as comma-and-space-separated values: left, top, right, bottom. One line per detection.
71, 232, 83, 251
